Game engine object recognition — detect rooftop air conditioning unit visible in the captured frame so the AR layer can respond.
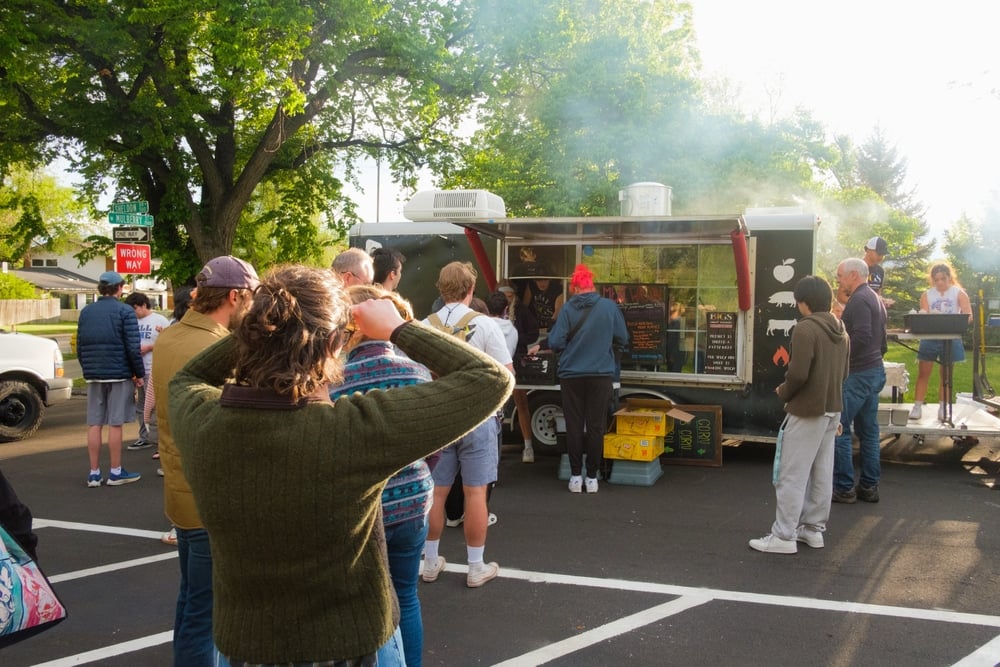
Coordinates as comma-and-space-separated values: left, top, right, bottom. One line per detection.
403, 189, 506, 222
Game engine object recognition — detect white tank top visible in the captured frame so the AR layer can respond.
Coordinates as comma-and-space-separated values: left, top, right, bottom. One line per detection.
925, 285, 961, 314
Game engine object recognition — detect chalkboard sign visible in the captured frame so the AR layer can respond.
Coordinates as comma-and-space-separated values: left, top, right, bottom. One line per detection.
662, 405, 723, 467
704, 311, 737, 375
597, 283, 667, 366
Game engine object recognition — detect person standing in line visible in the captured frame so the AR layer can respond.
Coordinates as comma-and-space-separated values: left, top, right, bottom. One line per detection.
832, 258, 887, 505
749, 276, 850, 554
422, 262, 513, 588
500, 283, 540, 463
154, 256, 260, 667
546, 264, 628, 494
909, 263, 972, 422
863, 236, 895, 307
332, 247, 375, 286
372, 246, 406, 291
76, 271, 145, 488
330, 284, 433, 667
169, 265, 513, 665
124, 291, 169, 451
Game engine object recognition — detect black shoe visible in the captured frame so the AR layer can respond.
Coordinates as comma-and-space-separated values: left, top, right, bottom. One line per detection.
857, 485, 879, 503
832, 488, 857, 504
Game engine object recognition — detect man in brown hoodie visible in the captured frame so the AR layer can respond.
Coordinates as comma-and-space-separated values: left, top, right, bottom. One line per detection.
749, 275, 850, 554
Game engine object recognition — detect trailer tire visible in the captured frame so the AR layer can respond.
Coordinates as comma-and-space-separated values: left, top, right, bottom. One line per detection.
527, 391, 563, 455
0, 380, 45, 443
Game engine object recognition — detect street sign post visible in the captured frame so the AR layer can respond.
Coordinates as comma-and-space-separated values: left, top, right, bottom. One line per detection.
115, 243, 152, 275
108, 212, 154, 226
112, 226, 152, 243
110, 201, 149, 214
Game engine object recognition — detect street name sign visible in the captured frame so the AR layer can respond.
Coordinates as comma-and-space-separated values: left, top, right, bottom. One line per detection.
115, 243, 152, 275
110, 201, 149, 214
112, 226, 151, 243
108, 212, 154, 226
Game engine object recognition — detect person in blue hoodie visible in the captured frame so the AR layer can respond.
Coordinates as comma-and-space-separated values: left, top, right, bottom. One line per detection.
547, 264, 628, 494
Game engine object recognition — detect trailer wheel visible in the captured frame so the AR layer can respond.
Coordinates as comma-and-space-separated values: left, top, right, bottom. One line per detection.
0, 380, 45, 443
527, 391, 563, 455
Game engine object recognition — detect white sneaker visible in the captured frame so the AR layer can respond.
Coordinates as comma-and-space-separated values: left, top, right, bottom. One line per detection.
795, 526, 824, 549
161, 528, 177, 546
748, 533, 797, 554
568, 476, 583, 493
421, 556, 446, 583
488, 512, 498, 526
522, 446, 535, 463
445, 515, 464, 528
909, 403, 922, 420
466, 561, 499, 588
585, 477, 599, 494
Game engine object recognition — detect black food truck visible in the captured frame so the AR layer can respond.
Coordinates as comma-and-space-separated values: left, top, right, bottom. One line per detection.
351, 184, 827, 457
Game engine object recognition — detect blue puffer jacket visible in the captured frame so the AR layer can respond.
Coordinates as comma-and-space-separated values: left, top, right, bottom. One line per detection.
77, 296, 144, 381
548, 291, 629, 378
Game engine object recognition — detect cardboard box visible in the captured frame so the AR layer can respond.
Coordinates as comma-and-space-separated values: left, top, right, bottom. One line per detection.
613, 398, 695, 437
603, 433, 665, 461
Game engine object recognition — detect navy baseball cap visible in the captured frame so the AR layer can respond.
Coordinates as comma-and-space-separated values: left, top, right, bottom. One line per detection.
99, 271, 124, 286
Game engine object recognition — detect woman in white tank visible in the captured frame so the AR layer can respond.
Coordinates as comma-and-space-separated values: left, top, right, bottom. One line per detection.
908, 264, 972, 421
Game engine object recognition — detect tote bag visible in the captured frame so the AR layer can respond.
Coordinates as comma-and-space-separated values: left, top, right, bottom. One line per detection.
0, 524, 67, 647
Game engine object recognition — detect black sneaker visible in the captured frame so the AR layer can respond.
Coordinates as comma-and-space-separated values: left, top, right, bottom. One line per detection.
857, 485, 879, 503
832, 488, 857, 504
127, 439, 152, 451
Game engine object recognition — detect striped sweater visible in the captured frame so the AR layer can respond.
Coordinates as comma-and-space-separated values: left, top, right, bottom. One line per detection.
330, 340, 434, 527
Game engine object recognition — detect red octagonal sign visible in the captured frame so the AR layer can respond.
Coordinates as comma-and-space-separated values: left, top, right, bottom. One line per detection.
115, 243, 152, 275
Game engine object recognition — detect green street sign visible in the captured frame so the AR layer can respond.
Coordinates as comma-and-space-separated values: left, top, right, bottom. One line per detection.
108, 212, 154, 226
111, 201, 149, 214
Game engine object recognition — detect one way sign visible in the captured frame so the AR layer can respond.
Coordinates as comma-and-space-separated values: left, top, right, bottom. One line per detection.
112, 226, 151, 243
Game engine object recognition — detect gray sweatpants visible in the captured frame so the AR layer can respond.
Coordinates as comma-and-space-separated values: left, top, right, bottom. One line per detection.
771, 412, 839, 540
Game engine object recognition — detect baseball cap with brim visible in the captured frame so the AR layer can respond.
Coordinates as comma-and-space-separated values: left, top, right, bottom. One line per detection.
197, 256, 260, 290
99, 271, 124, 286
864, 236, 889, 256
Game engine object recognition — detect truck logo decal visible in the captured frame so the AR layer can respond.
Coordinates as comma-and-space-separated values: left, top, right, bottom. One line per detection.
767, 291, 796, 307
772, 346, 790, 367
766, 319, 797, 336
773, 258, 796, 284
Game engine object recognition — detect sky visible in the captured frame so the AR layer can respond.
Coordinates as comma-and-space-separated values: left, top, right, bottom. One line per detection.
351, 0, 1000, 252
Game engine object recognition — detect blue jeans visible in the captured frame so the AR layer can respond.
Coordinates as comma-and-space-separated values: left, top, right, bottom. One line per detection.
175, 527, 214, 667
378, 516, 429, 667
375, 626, 406, 667
834, 365, 886, 491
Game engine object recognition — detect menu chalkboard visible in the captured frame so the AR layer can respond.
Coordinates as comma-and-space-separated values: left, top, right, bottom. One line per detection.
704, 311, 737, 375
662, 405, 723, 466
598, 283, 667, 366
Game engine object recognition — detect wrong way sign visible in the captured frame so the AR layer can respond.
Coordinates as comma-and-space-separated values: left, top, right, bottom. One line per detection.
115, 243, 152, 275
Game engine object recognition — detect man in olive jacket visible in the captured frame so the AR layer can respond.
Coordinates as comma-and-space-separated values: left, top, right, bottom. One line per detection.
152, 256, 259, 667
750, 275, 850, 554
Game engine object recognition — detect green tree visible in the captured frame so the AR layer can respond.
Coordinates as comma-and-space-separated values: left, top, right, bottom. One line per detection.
0, 167, 93, 264
943, 207, 1000, 296
0, 272, 37, 299
0, 0, 494, 284
441, 0, 829, 217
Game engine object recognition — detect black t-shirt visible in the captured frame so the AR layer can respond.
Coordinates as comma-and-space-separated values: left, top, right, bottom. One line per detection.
867, 263, 884, 294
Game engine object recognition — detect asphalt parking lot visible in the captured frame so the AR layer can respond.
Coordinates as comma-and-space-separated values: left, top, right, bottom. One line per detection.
2, 395, 999, 666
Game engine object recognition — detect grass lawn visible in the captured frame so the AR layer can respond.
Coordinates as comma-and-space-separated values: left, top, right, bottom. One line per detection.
12, 322, 79, 335
883, 341, 1000, 402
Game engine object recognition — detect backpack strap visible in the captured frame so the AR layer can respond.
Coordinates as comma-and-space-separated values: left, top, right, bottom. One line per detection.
453, 311, 482, 329
427, 313, 444, 328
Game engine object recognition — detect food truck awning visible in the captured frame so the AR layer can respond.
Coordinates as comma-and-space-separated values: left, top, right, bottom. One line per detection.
455, 215, 746, 242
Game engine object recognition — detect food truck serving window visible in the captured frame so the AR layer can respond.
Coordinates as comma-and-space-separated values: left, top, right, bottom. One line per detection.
587, 244, 740, 377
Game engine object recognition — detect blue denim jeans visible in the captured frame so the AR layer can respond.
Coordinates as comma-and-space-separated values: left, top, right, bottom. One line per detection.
375, 626, 406, 667
175, 527, 214, 667
834, 365, 886, 491
378, 515, 429, 667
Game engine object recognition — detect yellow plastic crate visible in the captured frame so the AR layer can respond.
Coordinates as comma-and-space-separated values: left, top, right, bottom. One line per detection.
614, 406, 673, 437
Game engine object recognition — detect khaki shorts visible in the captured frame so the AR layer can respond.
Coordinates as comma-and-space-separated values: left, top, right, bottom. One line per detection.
86, 380, 136, 426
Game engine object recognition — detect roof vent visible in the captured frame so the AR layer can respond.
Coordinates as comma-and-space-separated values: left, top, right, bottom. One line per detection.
403, 189, 506, 222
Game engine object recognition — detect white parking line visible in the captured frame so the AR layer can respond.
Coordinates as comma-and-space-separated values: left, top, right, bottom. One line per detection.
49, 551, 178, 584
951, 633, 1000, 667
35, 518, 167, 541
30, 630, 173, 667
492, 595, 713, 667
